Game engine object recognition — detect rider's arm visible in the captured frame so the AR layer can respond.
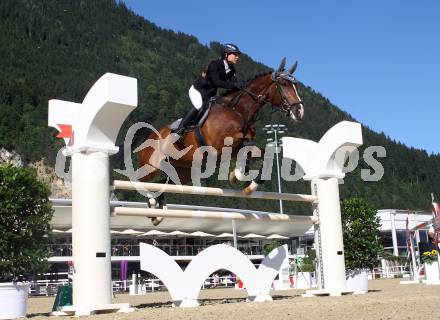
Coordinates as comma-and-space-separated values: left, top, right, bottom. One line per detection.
208, 61, 237, 89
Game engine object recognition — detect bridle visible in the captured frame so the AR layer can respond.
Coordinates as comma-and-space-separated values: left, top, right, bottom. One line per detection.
238, 72, 303, 116
271, 72, 303, 114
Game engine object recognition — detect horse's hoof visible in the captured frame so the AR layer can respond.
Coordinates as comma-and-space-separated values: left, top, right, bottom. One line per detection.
243, 181, 259, 195
151, 217, 163, 226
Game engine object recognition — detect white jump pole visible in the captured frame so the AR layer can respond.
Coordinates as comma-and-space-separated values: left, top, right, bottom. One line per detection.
113, 206, 319, 223
283, 121, 363, 296
48, 73, 137, 315
113, 180, 317, 203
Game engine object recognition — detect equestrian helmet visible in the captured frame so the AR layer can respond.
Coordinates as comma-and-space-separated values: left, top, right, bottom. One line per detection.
221, 43, 241, 57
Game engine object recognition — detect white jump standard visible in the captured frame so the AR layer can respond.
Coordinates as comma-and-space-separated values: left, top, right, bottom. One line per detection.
48, 73, 137, 316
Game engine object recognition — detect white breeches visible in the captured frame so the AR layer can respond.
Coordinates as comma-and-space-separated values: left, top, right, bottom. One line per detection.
189, 85, 203, 110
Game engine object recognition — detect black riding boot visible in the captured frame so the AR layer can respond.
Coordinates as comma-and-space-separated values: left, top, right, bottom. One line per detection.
171, 106, 199, 139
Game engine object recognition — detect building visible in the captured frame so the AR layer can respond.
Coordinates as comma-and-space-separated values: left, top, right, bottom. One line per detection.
378, 209, 433, 256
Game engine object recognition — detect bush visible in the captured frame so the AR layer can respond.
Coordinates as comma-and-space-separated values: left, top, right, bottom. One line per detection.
341, 197, 383, 270
381, 251, 408, 265
0, 163, 54, 282
296, 249, 316, 272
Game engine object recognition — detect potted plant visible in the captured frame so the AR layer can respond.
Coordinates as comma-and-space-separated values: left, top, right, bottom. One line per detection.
422, 249, 440, 284
341, 197, 383, 293
0, 164, 53, 319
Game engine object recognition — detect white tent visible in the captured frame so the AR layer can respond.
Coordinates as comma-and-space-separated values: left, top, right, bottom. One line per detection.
190, 231, 216, 237
137, 230, 169, 237
168, 230, 190, 237
267, 234, 289, 239
119, 229, 143, 235
216, 232, 234, 238
242, 233, 266, 239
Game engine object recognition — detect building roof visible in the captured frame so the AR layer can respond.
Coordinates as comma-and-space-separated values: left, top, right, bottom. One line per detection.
51, 199, 314, 237
377, 209, 432, 231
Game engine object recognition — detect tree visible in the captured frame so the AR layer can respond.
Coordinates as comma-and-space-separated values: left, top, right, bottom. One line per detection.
262, 241, 281, 255
341, 197, 383, 270
0, 163, 53, 282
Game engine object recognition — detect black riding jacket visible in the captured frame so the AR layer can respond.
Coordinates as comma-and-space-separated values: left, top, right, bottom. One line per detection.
193, 59, 238, 100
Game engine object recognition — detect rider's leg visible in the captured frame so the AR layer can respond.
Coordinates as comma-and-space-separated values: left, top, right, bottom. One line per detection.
171, 85, 203, 139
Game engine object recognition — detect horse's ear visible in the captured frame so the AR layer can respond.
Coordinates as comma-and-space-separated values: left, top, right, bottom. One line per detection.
288, 61, 298, 74
277, 57, 286, 73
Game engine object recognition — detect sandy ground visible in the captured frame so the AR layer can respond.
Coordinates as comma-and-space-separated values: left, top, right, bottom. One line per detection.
27, 279, 440, 320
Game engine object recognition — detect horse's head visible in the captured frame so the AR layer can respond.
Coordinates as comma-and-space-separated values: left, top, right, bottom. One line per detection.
267, 58, 304, 121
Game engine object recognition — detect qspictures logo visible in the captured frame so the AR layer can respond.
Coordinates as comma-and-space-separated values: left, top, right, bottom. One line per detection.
55, 122, 386, 198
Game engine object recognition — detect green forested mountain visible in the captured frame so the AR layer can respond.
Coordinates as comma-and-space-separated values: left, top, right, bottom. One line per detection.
0, 0, 439, 213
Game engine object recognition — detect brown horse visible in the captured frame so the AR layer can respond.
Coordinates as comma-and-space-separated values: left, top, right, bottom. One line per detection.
136, 58, 304, 222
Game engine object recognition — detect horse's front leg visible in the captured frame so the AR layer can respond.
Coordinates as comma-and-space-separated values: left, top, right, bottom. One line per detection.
242, 147, 265, 195
227, 143, 265, 195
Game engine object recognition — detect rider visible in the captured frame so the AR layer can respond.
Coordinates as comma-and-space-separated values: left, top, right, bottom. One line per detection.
171, 43, 245, 139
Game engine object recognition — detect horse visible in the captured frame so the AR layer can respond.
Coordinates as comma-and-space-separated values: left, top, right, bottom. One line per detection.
136, 58, 304, 224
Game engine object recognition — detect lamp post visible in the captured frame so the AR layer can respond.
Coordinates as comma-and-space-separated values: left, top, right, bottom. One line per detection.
263, 124, 286, 214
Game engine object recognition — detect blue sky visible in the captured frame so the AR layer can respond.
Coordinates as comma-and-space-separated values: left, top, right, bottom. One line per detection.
123, 0, 439, 155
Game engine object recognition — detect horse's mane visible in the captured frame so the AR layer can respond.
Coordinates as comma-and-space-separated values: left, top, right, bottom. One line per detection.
245, 71, 272, 83
221, 71, 272, 96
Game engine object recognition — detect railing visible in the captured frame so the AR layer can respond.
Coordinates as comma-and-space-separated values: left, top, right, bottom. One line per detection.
369, 265, 410, 279
48, 243, 272, 257
29, 275, 238, 296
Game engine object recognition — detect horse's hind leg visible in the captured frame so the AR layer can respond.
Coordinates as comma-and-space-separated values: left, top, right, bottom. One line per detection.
148, 175, 168, 226
149, 167, 192, 226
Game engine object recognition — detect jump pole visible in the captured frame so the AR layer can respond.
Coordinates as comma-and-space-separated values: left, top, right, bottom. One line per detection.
113, 180, 317, 203
113, 206, 319, 223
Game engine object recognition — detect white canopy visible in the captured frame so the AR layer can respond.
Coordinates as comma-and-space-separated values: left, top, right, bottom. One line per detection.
168, 230, 190, 237
119, 229, 143, 235
190, 231, 216, 237
50, 201, 313, 237
216, 232, 234, 238
137, 230, 169, 237
267, 234, 289, 239
242, 233, 266, 239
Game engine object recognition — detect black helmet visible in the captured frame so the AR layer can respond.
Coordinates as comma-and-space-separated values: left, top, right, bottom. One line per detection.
221, 43, 241, 57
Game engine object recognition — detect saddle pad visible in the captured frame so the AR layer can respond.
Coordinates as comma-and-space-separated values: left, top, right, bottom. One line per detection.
169, 119, 182, 130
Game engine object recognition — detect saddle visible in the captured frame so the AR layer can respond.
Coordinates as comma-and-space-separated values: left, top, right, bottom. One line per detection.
169, 97, 219, 132
168, 97, 220, 147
